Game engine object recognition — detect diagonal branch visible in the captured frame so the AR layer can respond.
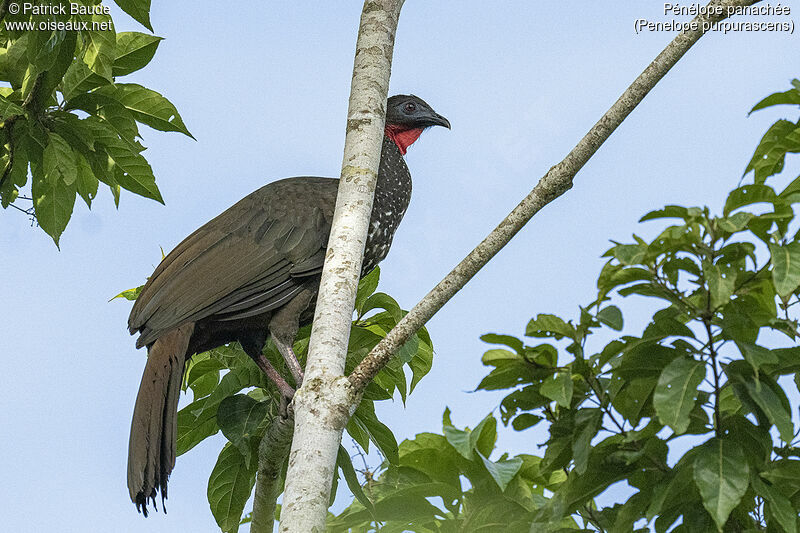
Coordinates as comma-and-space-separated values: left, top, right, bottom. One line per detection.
348, 0, 761, 392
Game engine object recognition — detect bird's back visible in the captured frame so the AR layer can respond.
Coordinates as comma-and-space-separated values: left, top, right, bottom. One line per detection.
129, 177, 339, 347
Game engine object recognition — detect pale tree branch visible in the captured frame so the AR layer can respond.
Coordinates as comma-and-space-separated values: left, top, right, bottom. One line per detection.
348, 0, 761, 392
277, 1, 405, 531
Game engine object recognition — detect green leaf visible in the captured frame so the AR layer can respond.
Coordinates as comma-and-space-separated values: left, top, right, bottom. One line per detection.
477, 452, 523, 491
68, 94, 141, 146
0, 94, 24, 119
751, 474, 797, 533
61, 60, 110, 101
540, 372, 573, 408
746, 119, 800, 183
472, 413, 497, 459
612, 377, 656, 427
82, 116, 163, 202
653, 357, 706, 435
597, 305, 623, 330
113, 32, 162, 76
409, 333, 433, 393
511, 413, 542, 431
723, 184, 776, 215
572, 408, 602, 474
96, 83, 193, 138
354, 266, 380, 315
693, 439, 749, 532
352, 401, 399, 464
443, 422, 471, 460
717, 211, 753, 233
729, 363, 795, 442
597, 264, 653, 299
526, 314, 574, 339
605, 242, 647, 265
639, 205, 690, 222
760, 459, 800, 499
704, 262, 736, 309
613, 343, 680, 380
177, 397, 219, 455
82, 20, 117, 81
74, 152, 98, 207
217, 394, 270, 465
737, 342, 778, 371
26, 27, 65, 73
113, 0, 153, 31
43, 132, 77, 186
769, 241, 800, 299
0, 35, 32, 89
207, 443, 257, 533
336, 446, 376, 517
110, 286, 142, 301
32, 162, 76, 246
480, 333, 525, 354
750, 84, 800, 113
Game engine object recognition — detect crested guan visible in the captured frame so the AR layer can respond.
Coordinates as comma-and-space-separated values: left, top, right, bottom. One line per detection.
127, 94, 449, 514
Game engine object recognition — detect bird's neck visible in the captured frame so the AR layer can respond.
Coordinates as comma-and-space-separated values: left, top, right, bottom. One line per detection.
374, 135, 412, 217
359, 136, 413, 275
384, 125, 424, 156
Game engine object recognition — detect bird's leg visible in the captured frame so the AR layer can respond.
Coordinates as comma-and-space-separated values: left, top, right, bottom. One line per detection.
268, 286, 315, 388
240, 335, 295, 399
251, 352, 296, 399
272, 333, 304, 387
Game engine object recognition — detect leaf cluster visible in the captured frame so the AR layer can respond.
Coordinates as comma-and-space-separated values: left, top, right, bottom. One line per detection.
0, 0, 191, 245
330, 80, 800, 532
328, 409, 578, 533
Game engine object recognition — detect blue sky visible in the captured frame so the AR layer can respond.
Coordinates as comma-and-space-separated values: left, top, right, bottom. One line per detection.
2, 2, 798, 531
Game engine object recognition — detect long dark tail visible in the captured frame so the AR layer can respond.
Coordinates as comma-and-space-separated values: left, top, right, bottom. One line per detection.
127, 322, 194, 516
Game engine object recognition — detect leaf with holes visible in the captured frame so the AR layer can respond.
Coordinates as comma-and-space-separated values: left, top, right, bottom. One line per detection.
769, 242, 800, 299
654, 357, 705, 435
723, 184, 776, 215
540, 371, 573, 408
96, 83, 193, 137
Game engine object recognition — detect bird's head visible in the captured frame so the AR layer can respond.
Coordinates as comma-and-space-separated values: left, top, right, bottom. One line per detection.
384, 94, 450, 155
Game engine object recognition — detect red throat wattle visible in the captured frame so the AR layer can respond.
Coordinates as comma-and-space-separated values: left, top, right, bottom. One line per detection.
385, 125, 424, 155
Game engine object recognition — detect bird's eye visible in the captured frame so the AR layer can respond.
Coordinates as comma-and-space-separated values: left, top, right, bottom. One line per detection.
403, 102, 416, 114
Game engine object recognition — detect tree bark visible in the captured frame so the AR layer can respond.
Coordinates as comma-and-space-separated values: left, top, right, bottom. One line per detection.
277, 1, 405, 531
348, 0, 761, 392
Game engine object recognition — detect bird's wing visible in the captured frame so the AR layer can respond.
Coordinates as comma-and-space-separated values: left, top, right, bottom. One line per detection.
129, 178, 337, 346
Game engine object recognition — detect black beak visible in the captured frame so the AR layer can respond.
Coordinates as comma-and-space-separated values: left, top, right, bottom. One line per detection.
428, 112, 451, 129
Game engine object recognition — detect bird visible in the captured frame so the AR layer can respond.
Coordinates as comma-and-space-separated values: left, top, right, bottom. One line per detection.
126, 94, 450, 515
